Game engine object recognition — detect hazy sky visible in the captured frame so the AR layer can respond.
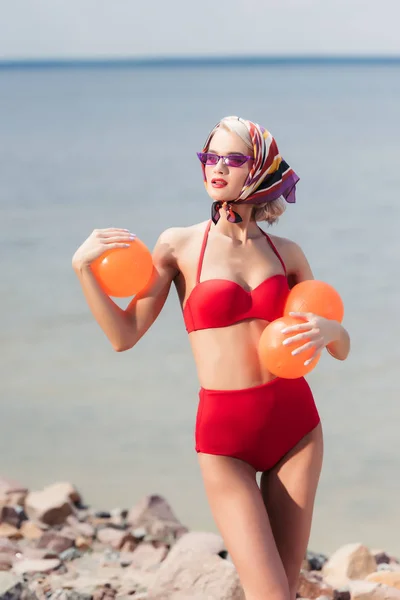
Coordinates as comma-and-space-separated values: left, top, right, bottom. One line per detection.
1, 0, 400, 59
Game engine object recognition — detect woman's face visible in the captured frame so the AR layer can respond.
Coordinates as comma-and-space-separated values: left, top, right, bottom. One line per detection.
204, 128, 253, 203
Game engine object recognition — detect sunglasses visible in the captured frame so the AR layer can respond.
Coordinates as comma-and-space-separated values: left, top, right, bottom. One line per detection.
197, 152, 252, 168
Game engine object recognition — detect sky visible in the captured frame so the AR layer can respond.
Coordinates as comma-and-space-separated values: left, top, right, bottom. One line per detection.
1, 0, 400, 60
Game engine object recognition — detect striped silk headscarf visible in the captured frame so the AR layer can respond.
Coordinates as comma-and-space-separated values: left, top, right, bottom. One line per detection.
200, 116, 300, 224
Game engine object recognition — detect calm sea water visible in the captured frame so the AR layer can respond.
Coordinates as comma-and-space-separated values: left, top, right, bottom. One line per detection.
1, 62, 400, 555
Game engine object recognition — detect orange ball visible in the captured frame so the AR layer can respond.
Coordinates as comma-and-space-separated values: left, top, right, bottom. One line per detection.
258, 316, 320, 379
91, 238, 153, 298
284, 280, 344, 322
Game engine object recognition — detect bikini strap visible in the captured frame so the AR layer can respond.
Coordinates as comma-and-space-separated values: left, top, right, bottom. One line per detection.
259, 227, 287, 274
196, 220, 212, 284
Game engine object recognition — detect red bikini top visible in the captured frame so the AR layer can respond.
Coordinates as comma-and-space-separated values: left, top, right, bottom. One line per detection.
183, 220, 290, 333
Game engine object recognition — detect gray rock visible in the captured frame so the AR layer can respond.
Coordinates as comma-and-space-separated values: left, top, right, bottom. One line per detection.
0, 573, 37, 600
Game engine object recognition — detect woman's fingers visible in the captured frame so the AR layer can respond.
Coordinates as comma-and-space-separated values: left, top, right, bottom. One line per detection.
99, 230, 136, 239
283, 329, 320, 346
102, 235, 135, 245
281, 322, 314, 334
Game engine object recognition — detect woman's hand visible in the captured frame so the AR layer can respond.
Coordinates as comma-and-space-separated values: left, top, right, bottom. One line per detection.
281, 311, 342, 366
72, 228, 136, 271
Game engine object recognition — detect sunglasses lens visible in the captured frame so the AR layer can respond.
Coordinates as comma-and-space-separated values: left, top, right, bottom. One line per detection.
205, 153, 219, 165
227, 155, 247, 167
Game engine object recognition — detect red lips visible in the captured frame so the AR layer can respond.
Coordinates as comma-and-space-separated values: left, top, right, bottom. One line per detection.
211, 178, 227, 188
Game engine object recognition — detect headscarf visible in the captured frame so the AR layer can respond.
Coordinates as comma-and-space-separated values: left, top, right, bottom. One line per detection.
199, 116, 299, 224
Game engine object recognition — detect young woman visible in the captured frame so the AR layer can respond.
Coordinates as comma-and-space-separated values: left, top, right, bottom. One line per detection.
72, 116, 350, 600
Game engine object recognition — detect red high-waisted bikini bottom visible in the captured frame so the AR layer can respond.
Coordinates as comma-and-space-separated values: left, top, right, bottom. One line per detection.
195, 377, 320, 472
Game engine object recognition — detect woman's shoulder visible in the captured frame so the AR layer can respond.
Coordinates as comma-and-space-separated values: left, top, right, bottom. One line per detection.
157, 221, 209, 247
153, 221, 209, 264
265, 232, 312, 277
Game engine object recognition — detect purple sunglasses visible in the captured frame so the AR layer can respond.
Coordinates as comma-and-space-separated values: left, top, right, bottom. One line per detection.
197, 152, 252, 168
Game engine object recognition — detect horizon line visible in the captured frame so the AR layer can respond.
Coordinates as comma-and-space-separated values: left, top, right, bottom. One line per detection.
1, 54, 400, 69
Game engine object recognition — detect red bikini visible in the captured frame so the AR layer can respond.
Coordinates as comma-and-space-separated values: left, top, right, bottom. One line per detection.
183, 220, 289, 333
185, 220, 320, 472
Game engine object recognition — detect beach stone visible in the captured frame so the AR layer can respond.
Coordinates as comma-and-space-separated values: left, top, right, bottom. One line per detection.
0, 478, 28, 508
148, 549, 244, 599
49, 591, 92, 600
19, 548, 58, 561
59, 548, 82, 562
0, 552, 13, 571
322, 544, 376, 587
307, 550, 329, 571
168, 531, 226, 557
0, 523, 22, 540
373, 553, 391, 565
127, 496, 188, 541
96, 528, 136, 551
297, 570, 335, 599
36, 532, 75, 554
74, 537, 91, 552
13, 558, 61, 575
24, 483, 79, 527
129, 542, 168, 571
366, 572, 400, 589
334, 589, 351, 600
0, 572, 38, 600
92, 584, 117, 600
0, 506, 27, 529
347, 579, 400, 599
0, 540, 21, 565
20, 522, 44, 541
64, 517, 95, 539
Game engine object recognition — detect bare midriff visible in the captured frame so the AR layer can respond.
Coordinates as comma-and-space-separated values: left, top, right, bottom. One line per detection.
187, 319, 275, 391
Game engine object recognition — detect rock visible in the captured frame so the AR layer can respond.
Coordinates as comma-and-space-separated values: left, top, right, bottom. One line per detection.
0, 507, 27, 529
24, 483, 80, 527
167, 531, 226, 558
322, 544, 376, 587
0, 540, 21, 559
0, 572, 38, 600
127, 496, 188, 541
19, 548, 58, 561
96, 529, 136, 551
366, 571, 400, 589
12, 559, 62, 575
94, 512, 111, 520
49, 591, 92, 600
374, 553, 391, 566
307, 551, 329, 571
36, 532, 75, 554
347, 579, 400, 599
129, 543, 168, 571
64, 517, 95, 540
74, 537, 91, 552
132, 528, 146, 542
297, 571, 335, 599
0, 478, 28, 508
0, 553, 13, 571
59, 548, 82, 562
333, 589, 351, 600
20, 522, 44, 541
0, 523, 22, 540
148, 549, 244, 600
92, 584, 117, 600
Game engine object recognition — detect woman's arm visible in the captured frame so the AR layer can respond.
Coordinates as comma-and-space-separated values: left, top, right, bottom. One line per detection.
278, 238, 351, 361
73, 228, 180, 352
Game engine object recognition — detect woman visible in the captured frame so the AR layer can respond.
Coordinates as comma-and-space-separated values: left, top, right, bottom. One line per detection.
72, 116, 350, 600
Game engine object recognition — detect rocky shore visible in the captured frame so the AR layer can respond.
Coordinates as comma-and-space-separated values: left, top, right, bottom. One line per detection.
1, 477, 400, 600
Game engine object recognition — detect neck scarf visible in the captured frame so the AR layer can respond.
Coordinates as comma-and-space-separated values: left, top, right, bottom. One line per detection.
199, 116, 300, 224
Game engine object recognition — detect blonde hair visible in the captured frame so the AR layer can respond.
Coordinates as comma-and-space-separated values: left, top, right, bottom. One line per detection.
253, 198, 286, 225
218, 116, 286, 226
218, 116, 253, 152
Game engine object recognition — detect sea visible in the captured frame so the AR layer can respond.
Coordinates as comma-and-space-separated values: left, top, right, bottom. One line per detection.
1, 58, 400, 556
